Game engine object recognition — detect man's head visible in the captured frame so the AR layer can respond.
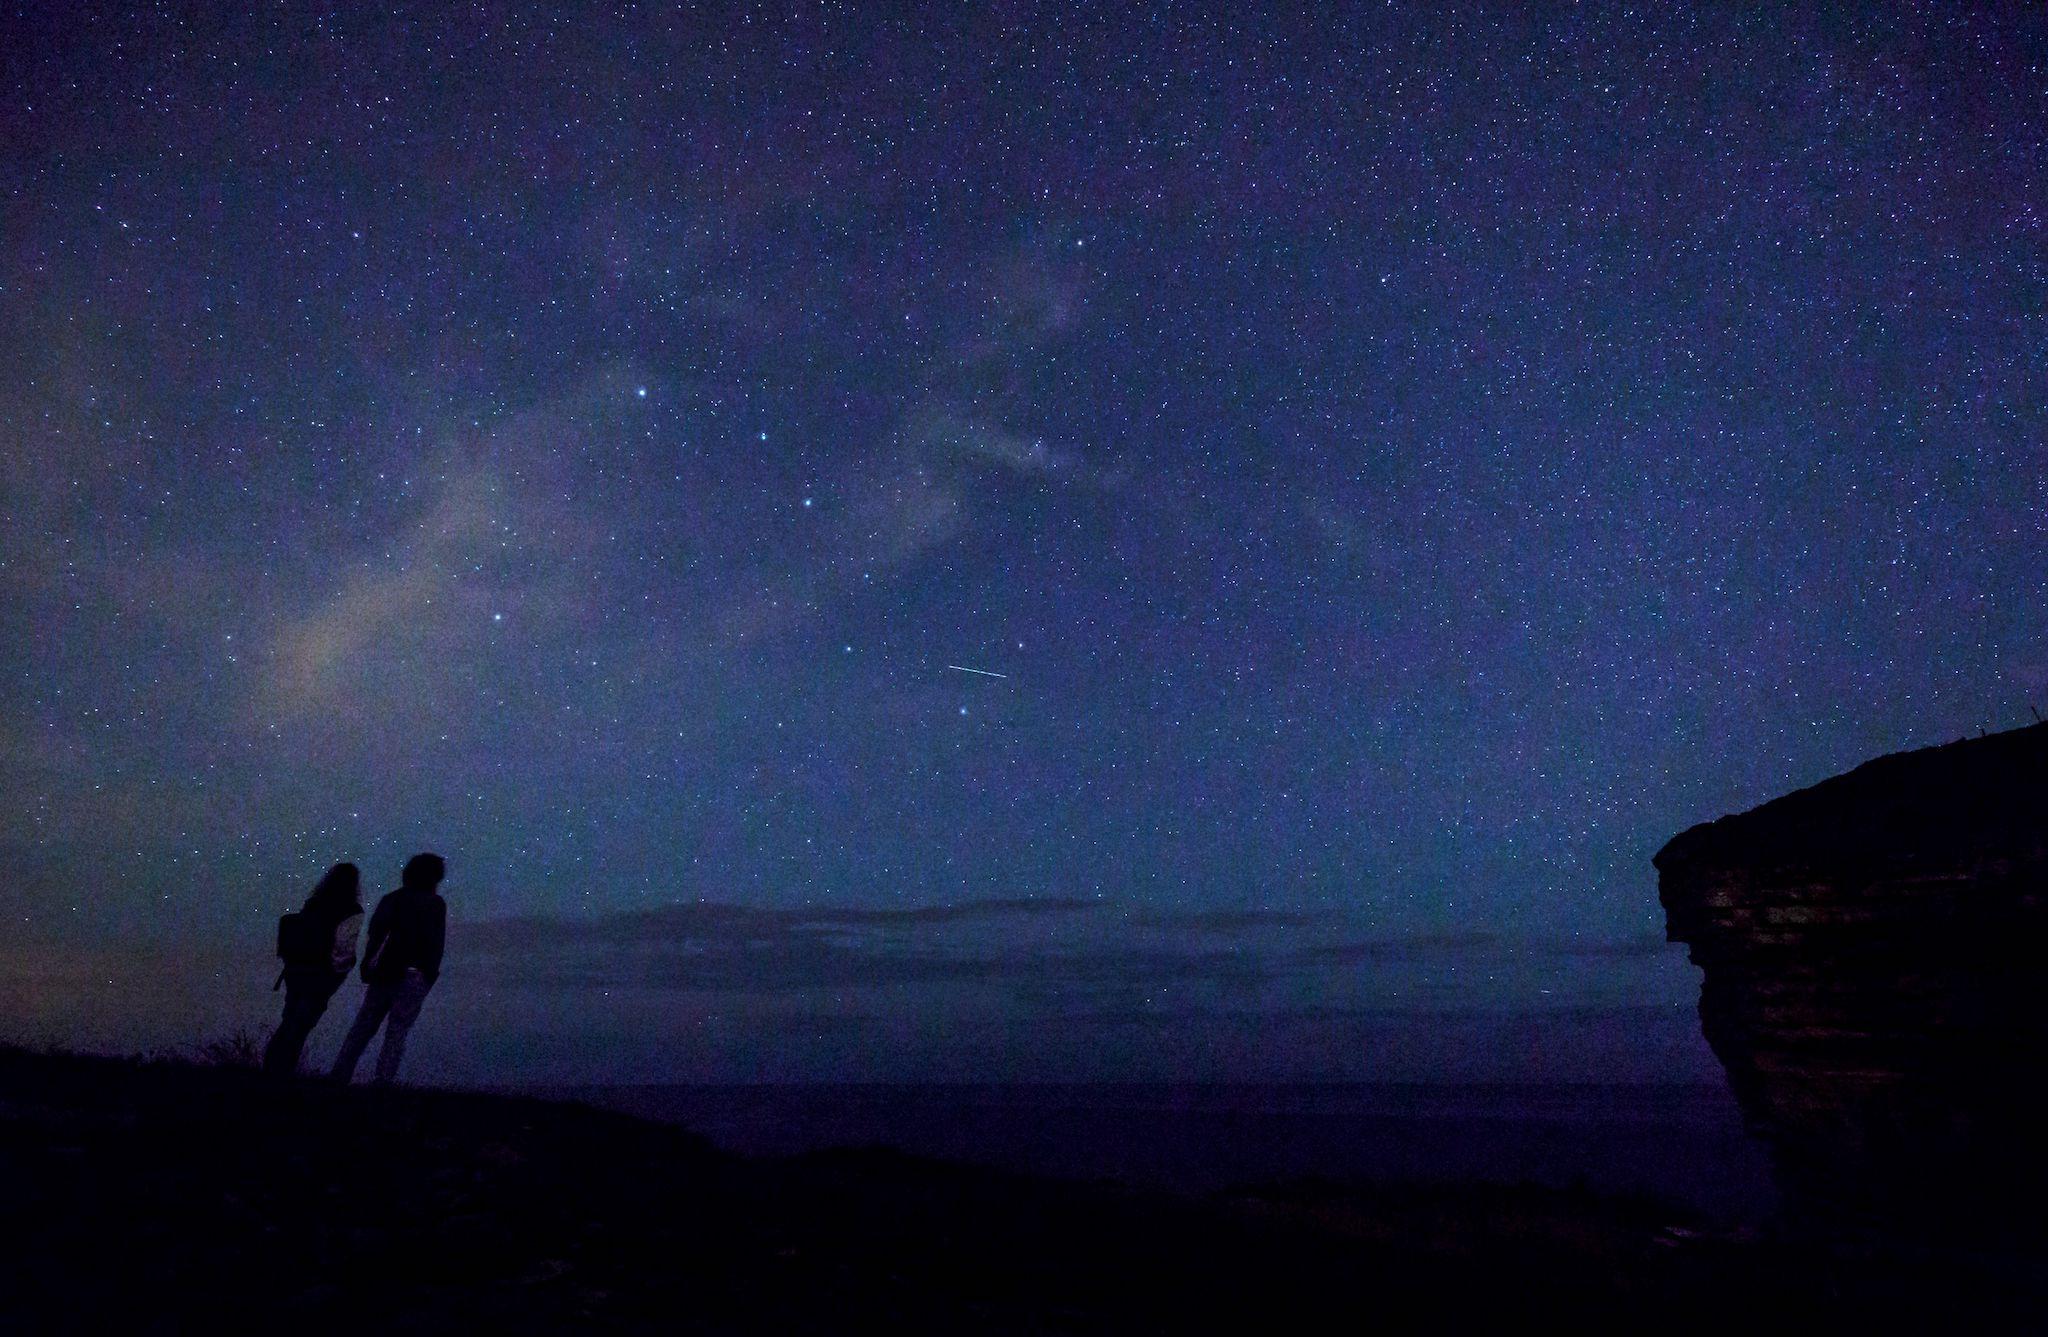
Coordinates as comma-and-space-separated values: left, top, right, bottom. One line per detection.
401, 852, 446, 891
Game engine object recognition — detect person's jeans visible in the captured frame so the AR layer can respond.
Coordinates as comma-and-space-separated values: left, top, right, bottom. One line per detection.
264, 969, 344, 1075
330, 969, 433, 1084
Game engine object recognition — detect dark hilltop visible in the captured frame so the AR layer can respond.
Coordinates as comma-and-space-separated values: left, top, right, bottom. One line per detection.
4, 1045, 2044, 1333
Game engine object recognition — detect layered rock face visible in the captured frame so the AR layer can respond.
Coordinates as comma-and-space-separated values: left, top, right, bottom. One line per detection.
1656, 723, 2048, 1219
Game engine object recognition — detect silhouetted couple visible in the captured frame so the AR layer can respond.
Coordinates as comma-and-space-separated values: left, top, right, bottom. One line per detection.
263, 853, 448, 1084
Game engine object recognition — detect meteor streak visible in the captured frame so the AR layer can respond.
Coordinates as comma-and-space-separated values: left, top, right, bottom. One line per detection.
947, 664, 1008, 679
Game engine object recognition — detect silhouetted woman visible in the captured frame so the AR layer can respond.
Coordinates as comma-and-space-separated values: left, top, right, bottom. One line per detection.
263, 862, 364, 1075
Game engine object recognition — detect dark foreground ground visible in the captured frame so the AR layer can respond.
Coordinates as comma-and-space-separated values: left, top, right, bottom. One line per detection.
548, 1080, 1776, 1218
4, 1048, 2044, 1333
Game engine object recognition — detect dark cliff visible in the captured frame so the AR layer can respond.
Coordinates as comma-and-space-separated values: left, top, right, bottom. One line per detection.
1656, 722, 2048, 1221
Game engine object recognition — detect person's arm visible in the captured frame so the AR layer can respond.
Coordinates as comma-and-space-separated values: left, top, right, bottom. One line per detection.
360, 899, 390, 981
422, 897, 446, 984
331, 911, 362, 974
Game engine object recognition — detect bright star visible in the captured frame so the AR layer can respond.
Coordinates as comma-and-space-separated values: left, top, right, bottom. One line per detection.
635, 386, 648, 398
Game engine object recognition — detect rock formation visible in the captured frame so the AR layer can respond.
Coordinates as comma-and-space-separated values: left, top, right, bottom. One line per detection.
1656, 722, 2048, 1221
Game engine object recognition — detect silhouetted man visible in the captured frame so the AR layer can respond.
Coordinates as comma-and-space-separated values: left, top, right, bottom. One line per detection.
331, 852, 447, 1085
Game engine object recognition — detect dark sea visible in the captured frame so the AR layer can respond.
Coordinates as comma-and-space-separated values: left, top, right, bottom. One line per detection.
541, 1082, 1777, 1221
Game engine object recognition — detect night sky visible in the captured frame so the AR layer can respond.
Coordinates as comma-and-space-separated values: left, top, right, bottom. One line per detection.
3, 4, 2042, 1083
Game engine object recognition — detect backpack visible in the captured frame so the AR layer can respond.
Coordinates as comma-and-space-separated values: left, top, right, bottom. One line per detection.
276, 910, 326, 967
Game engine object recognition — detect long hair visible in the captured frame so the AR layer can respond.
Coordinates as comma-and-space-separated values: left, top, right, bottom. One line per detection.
304, 861, 361, 912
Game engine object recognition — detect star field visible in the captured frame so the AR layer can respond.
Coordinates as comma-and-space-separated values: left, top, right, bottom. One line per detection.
1, 3, 2042, 1079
